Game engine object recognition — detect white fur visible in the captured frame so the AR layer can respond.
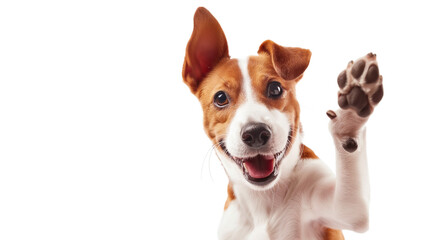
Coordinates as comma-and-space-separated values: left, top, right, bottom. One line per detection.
217, 57, 371, 239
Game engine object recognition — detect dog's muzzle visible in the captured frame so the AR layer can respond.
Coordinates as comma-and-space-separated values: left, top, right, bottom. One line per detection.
220, 124, 292, 187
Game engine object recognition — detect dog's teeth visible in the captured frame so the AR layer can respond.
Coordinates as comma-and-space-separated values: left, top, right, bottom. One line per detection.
241, 162, 248, 175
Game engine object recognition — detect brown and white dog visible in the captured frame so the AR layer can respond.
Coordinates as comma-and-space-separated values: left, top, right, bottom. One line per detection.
182, 7, 383, 240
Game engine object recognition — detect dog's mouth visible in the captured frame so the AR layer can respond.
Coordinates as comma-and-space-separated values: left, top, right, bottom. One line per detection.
220, 130, 292, 186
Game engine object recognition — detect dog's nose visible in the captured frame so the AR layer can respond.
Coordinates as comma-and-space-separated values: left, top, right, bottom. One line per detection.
241, 123, 271, 148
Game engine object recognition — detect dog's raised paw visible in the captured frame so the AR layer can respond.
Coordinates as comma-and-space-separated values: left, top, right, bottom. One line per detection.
337, 53, 383, 117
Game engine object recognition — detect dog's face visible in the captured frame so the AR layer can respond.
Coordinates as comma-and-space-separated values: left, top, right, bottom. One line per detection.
183, 8, 311, 190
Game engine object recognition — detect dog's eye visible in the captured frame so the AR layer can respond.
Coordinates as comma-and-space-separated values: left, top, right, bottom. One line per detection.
267, 81, 283, 98
214, 91, 229, 108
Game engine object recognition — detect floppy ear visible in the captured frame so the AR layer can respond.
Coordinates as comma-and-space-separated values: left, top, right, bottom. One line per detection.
258, 40, 311, 81
182, 7, 230, 94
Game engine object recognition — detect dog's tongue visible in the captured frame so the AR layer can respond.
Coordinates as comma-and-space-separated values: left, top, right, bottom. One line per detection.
243, 155, 275, 179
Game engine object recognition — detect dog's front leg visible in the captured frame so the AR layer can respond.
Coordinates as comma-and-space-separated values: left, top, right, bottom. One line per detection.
327, 110, 371, 232
310, 53, 383, 232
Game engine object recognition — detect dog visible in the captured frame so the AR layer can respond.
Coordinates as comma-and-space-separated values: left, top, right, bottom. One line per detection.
182, 7, 383, 240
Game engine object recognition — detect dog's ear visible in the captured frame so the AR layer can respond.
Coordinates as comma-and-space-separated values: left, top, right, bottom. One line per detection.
182, 7, 230, 94
258, 40, 311, 81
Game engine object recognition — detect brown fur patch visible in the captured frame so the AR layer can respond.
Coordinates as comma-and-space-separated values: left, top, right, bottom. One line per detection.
258, 40, 311, 81
224, 182, 236, 210
323, 228, 345, 240
196, 59, 244, 144
300, 144, 319, 159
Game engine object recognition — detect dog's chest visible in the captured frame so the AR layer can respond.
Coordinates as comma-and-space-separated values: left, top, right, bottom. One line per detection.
267, 198, 305, 239
251, 194, 322, 240
221, 164, 330, 240
220, 194, 327, 240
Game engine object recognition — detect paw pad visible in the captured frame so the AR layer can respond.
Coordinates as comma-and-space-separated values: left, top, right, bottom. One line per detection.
342, 138, 358, 152
337, 53, 383, 117
351, 60, 365, 78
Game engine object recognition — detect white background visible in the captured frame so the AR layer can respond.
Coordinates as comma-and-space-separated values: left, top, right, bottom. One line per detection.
1, 0, 428, 239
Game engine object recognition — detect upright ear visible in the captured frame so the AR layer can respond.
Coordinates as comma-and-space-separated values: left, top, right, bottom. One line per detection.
258, 40, 311, 81
182, 7, 230, 94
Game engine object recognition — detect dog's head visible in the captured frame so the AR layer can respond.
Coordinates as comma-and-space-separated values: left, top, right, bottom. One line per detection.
182, 7, 311, 190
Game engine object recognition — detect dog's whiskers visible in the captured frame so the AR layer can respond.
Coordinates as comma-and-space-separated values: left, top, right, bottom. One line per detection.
200, 141, 222, 182
200, 135, 227, 182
